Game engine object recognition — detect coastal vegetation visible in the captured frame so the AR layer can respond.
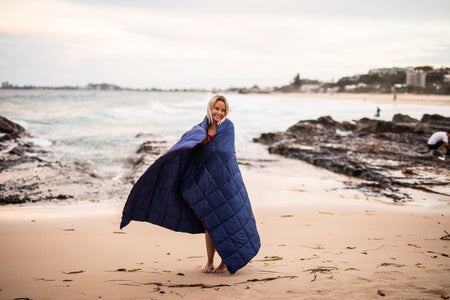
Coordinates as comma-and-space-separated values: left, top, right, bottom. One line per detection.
1, 65, 449, 94
271, 66, 450, 95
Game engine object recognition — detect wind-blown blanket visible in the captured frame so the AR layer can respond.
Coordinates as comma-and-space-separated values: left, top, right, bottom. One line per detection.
120, 117, 260, 274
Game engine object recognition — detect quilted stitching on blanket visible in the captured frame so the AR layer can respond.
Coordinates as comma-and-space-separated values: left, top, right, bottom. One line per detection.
120, 117, 260, 274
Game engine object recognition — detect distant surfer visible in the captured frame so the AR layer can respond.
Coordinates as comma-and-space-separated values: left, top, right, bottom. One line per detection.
374, 106, 380, 117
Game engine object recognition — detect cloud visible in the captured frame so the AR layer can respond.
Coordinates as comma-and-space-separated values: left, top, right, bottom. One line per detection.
0, 0, 449, 88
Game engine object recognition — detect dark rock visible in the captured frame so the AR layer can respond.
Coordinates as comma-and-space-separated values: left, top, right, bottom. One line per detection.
0, 135, 121, 205
0, 194, 31, 204
0, 115, 25, 136
354, 119, 420, 134
420, 114, 450, 131
123, 138, 171, 185
421, 113, 450, 124
392, 114, 419, 123
0, 133, 14, 142
253, 132, 294, 145
344, 182, 411, 202
137, 140, 168, 155
9, 146, 25, 156
0, 156, 41, 172
45, 194, 74, 200
255, 114, 450, 202
135, 133, 158, 138
0, 116, 36, 173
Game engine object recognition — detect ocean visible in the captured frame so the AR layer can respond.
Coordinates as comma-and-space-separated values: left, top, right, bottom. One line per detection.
0, 90, 448, 182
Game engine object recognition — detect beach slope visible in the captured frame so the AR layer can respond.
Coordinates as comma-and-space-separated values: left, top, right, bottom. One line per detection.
1, 161, 450, 299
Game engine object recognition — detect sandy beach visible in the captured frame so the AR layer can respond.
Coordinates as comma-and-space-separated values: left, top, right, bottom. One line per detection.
1, 157, 449, 299
2, 0, 450, 298
276, 92, 450, 106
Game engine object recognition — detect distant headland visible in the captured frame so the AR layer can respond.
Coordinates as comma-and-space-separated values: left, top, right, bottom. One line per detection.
2, 65, 449, 95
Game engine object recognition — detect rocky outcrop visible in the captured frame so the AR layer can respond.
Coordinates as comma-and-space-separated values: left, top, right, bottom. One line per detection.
123, 137, 171, 185
421, 114, 450, 129
0, 115, 25, 135
0, 115, 127, 204
0, 116, 40, 171
254, 114, 450, 202
0, 116, 174, 205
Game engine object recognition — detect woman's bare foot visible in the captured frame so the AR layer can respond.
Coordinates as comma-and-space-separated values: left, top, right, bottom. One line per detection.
201, 263, 214, 273
212, 261, 227, 274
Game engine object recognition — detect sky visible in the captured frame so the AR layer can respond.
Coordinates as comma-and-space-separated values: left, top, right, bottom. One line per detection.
0, 0, 449, 89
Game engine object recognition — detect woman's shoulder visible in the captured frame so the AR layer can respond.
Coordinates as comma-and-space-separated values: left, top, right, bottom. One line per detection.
221, 118, 233, 127
217, 118, 234, 136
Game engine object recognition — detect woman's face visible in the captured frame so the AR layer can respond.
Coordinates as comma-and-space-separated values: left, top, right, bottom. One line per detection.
212, 100, 226, 123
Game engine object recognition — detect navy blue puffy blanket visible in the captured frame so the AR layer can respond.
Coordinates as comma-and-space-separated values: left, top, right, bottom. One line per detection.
120, 117, 260, 274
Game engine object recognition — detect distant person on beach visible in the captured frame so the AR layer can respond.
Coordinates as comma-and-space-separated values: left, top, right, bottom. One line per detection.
120, 95, 260, 275
427, 131, 450, 156
375, 106, 380, 117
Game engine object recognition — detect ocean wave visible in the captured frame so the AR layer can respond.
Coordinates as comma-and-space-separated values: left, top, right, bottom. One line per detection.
22, 136, 53, 148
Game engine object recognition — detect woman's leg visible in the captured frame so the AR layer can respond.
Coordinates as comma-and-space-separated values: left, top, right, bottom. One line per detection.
202, 231, 215, 273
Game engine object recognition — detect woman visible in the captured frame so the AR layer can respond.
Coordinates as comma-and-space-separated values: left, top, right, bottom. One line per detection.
120, 95, 260, 274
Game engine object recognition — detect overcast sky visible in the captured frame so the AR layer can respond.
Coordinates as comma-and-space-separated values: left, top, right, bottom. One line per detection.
1, 0, 449, 89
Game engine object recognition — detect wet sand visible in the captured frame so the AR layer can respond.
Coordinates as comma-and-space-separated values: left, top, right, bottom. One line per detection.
1, 160, 449, 299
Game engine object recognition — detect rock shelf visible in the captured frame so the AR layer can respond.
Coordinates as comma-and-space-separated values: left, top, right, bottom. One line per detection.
254, 114, 450, 201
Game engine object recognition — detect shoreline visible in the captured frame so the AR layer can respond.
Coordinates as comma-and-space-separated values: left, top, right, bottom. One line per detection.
273, 92, 450, 106
1, 155, 448, 214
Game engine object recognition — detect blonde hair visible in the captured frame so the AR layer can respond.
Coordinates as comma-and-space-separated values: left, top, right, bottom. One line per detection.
206, 95, 229, 125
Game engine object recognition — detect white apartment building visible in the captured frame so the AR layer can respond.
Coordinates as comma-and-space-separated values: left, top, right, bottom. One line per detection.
406, 71, 426, 88
444, 74, 450, 84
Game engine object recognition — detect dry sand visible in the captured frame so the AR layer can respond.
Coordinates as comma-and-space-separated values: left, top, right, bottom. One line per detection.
1, 158, 449, 300
275, 92, 450, 106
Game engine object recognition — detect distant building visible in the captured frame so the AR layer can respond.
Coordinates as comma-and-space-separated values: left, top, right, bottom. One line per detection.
344, 84, 357, 91
2, 81, 13, 89
249, 85, 261, 93
369, 67, 412, 76
444, 74, 450, 84
369, 68, 390, 76
323, 86, 339, 93
406, 71, 426, 88
86, 83, 121, 90
344, 83, 367, 91
300, 84, 321, 93
348, 74, 362, 82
